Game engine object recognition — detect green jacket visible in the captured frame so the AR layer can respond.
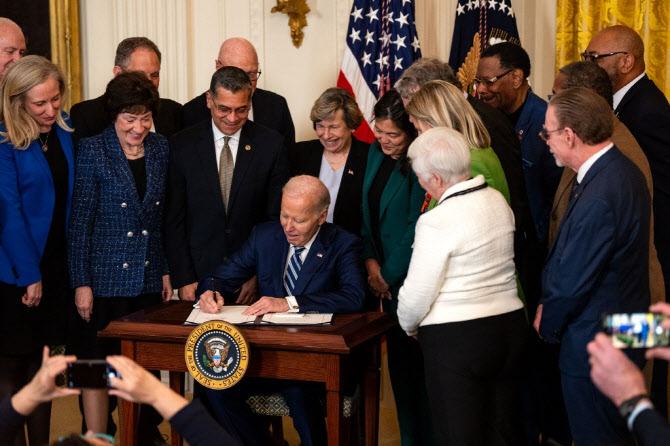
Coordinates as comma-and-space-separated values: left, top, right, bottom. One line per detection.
361, 144, 426, 290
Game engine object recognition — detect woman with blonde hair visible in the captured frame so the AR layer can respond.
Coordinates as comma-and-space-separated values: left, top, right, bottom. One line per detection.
406, 79, 511, 208
0, 55, 75, 445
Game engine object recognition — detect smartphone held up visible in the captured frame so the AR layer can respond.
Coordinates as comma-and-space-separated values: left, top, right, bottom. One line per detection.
603, 312, 670, 349
66, 360, 120, 389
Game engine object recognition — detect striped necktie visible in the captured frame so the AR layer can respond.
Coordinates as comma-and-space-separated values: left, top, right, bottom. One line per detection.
219, 136, 234, 210
284, 246, 306, 296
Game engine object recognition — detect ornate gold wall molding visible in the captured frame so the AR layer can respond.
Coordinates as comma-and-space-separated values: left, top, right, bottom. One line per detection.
556, 0, 670, 98
271, 0, 310, 48
49, 0, 82, 112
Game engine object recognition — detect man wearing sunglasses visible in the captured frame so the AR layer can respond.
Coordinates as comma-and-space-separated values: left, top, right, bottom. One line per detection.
585, 25, 670, 418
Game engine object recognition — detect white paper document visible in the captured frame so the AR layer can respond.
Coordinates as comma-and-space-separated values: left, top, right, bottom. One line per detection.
184, 305, 333, 326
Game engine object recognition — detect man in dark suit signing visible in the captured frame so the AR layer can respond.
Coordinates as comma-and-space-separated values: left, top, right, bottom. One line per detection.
196, 175, 366, 446
70, 37, 182, 148
534, 88, 651, 446
584, 25, 670, 416
166, 66, 289, 304
180, 37, 295, 148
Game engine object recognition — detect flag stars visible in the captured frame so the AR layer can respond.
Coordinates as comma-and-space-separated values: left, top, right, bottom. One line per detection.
488, 0, 498, 9
392, 35, 407, 50
394, 56, 404, 71
379, 30, 391, 47
361, 51, 372, 67
456, 2, 466, 15
499, 0, 508, 12
466, 0, 473, 10
364, 30, 375, 46
351, 7, 363, 22
507, 6, 515, 16
396, 12, 409, 28
366, 7, 379, 23
376, 54, 389, 70
411, 36, 421, 52
349, 28, 361, 44
373, 75, 382, 89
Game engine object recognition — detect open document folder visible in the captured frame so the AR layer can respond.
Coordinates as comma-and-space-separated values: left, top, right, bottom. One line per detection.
184, 304, 333, 326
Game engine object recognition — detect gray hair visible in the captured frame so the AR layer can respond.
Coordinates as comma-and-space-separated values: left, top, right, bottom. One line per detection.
114, 37, 162, 68
395, 58, 462, 100
283, 175, 331, 214
408, 127, 471, 185
209, 66, 252, 97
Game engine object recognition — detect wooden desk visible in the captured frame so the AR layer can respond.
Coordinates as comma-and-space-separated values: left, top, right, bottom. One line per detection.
98, 302, 396, 446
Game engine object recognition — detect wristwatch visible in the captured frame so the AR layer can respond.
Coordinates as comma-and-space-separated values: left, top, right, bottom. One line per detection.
618, 393, 651, 418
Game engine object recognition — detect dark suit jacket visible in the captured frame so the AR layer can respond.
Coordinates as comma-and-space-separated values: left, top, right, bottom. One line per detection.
197, 221, 366, 313
166, 119, 289, 288
516, 91, 563, 247
70, 95, 183, 149
181, 88, 295, 149
361, 145, 426, 293
615, 74, 670, 286
289, 137, 369, 235
68, 126, 170, 297
540, 146, 650, 377
633, 408, 670, 446
169, 399, 242, 446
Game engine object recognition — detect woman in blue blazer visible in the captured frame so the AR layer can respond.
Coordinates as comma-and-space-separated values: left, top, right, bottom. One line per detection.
67, 72, 171, 435
0, 56, 75, 444
361, 90, 432, 446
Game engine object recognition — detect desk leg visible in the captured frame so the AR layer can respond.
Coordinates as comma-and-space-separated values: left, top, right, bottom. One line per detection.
326, 355, 344, 446
168, 372, 184, 446
120, 341, 139, 446
364, 342, 381, 446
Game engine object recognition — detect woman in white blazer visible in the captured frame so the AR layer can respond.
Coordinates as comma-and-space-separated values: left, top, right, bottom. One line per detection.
398, 127, 526, 446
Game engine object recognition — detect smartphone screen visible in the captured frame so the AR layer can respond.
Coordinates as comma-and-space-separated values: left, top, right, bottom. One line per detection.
603, 313, 670, 348
66, 360, 119, 389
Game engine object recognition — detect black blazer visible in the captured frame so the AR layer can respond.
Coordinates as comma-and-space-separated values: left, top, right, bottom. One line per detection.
169, 399, 242, 446
70, 95, 183, 149
180, 88, 295, 148
633, 408, 670, 446
290, 137, 369, 236
615, 75, 670, 281
165, 119, 289, 288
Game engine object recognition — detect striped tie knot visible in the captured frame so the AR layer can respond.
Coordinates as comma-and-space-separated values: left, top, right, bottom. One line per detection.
284, 246, 306, 296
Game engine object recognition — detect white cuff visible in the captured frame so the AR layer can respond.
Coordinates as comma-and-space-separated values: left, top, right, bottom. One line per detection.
628, 401, 654, 431
285, 296, 300, 313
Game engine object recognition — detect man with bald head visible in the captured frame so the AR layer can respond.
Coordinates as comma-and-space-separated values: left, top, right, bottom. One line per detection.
0, 18, 26, 81
195, 175, 366, 445
181, 37, 295, 148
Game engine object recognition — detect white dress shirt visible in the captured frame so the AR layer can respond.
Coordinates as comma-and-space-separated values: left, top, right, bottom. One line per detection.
613, 71, 646, 111
211, 120, 241, 170
284, 228, 321, 312
577, 143, 613, 183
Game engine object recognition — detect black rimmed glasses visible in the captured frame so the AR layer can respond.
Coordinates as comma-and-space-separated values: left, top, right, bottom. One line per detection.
539, 125, 565, 142
214, 59, 262, 80
580, 51, 628, 62
473, 69, 514, 87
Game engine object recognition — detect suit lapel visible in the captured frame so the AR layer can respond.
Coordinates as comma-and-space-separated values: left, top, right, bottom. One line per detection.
334, 139, 363, 216
379, 167, 404, 221
274, 228, 290, 296
104, 126, 141, 209
292, 226, 328, 296
194, 122, 226, 215
228, 121, 256, 212
140, 134, 158, 212
615, 75, 648, 116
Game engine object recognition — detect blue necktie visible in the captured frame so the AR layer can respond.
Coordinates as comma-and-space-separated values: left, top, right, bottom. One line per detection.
284, 246, 305, 296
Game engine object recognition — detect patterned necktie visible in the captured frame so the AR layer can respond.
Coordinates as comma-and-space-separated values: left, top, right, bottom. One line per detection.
218, 136, 234, 210
284, 246, 306, 296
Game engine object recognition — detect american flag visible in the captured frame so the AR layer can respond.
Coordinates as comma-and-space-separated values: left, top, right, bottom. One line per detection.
337, 0, 422, 143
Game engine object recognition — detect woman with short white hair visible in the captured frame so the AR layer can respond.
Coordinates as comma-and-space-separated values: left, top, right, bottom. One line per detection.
398, 127, 526, 446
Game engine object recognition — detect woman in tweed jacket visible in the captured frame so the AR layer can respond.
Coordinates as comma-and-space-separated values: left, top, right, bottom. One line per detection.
67, 72, 171, 435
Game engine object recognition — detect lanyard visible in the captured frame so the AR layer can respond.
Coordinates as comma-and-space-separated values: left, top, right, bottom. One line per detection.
436, 182, 488, 206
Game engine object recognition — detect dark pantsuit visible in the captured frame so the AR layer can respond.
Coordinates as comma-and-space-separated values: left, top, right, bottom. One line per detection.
419, 309, 526, 446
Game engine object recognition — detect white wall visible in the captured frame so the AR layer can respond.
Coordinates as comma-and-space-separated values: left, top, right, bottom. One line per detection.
79, 0, 557, 142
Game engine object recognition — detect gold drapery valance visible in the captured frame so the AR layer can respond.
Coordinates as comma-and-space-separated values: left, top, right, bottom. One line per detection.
49, 0, 82, 112
556, 0, 670, 99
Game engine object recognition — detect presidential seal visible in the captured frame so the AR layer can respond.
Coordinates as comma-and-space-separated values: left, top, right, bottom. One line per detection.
185, 320, 249, 389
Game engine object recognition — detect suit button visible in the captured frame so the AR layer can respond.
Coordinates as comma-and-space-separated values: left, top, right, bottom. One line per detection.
156, 201, 160, 206
519, 130, 524, 135
121, 202, 127, 208
127, 232, 134, 237
122, 263, 129, 269
145, 261, 150, 266
142, 230, 149, 236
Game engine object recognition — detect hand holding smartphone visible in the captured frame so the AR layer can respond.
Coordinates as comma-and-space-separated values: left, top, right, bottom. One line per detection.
603, 312, 670, 349
66, 360, 120, 389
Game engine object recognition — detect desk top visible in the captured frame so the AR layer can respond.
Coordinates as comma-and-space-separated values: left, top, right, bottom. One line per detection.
99, 301, 396, 354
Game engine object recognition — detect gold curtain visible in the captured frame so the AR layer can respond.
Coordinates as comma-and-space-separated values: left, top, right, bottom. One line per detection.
49, 0, 82, 112
556, 0, 670, 99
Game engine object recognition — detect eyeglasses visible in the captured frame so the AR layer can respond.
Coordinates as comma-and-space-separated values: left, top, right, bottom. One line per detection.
473, 69, 514, 87
210, 98, 250, 117
580, 51, 628, 62
539, 125, 565, 142
214, 60, 262, 80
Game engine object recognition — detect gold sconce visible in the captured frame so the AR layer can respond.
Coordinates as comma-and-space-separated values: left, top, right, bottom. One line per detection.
271, 0, 310, 48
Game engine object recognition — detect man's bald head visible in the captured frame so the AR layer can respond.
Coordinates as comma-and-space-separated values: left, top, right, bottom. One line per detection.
584, 25, 645, 92
0, 18, 26, 80
216, 38, 260, 94
281, 176, 330, 246
283, 175, 330, 214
